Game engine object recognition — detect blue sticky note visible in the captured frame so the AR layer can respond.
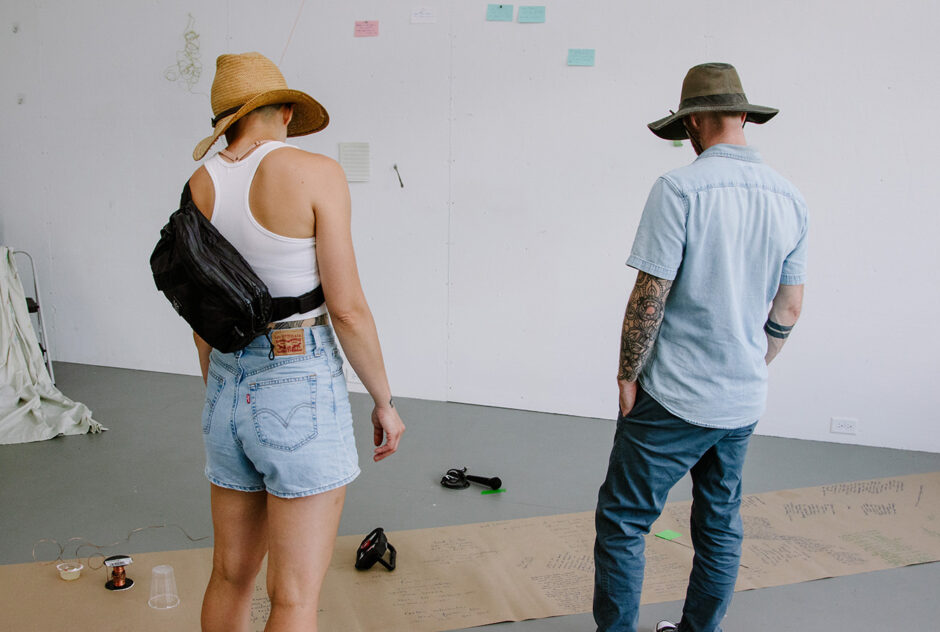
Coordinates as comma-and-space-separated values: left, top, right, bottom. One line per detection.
567, 48, 596, 67
518, 6, 546, 23
486, 4, 514, 21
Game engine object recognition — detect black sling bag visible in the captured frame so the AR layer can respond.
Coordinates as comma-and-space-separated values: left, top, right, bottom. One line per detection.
150, 183, 324, 353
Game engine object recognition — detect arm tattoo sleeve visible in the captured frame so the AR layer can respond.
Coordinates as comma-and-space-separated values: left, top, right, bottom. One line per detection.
618, 271, 673, 382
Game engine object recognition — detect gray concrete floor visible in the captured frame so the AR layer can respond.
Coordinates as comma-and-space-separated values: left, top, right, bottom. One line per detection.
2, 362, 939, 631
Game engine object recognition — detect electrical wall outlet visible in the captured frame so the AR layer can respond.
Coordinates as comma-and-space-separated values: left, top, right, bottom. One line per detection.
830, 417, 858, 435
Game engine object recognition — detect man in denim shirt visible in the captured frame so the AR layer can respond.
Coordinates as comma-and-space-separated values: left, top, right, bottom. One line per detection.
594, 63, 808, 632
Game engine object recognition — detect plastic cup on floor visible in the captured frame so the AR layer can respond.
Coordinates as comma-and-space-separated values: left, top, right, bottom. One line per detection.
148, 564, 180, 609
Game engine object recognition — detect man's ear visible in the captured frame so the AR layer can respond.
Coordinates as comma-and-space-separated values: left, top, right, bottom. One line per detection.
283, 104, 294, 126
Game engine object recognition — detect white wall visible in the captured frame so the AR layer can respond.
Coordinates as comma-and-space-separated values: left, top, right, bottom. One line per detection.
1, 0, 937, 452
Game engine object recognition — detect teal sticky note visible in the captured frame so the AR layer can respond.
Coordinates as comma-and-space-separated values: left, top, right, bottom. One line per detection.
486, 4, 514, 21
518, 6, 546, 23
655, 529, 682, 541
567, 48, 596, 67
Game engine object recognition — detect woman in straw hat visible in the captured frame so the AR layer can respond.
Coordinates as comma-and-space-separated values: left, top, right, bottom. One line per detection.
188, 52, 405, 631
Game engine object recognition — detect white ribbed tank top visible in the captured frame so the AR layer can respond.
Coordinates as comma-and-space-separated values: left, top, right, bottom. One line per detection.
203, 141, 326, 321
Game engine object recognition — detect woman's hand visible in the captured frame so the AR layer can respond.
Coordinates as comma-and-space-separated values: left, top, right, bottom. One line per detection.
371, 404, 405, 462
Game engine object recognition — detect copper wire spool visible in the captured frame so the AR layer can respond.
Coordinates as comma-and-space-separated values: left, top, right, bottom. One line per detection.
104, 555, 134, 591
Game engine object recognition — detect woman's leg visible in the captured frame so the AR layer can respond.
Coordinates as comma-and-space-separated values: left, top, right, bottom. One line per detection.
264, 485, 346, 632
202, 484, 269, 632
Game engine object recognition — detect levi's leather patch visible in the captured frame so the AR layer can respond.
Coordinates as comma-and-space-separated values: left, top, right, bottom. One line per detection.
270, 329, 306, 357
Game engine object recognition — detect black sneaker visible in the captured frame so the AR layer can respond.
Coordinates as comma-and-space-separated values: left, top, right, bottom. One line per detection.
655, 622, 677, 632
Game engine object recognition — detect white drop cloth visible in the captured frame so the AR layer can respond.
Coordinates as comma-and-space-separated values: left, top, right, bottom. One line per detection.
0, 246, 104, 444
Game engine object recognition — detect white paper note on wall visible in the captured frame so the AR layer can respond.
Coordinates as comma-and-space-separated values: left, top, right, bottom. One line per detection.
338, 142, 371, 182
411, 7, 438, 23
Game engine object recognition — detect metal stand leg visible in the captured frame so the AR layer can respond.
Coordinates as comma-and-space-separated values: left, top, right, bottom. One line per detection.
12, 250, 55, 384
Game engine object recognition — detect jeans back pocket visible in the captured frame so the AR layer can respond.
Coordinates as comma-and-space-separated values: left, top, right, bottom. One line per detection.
202, 370, 226, 434
250, 375, 318, 451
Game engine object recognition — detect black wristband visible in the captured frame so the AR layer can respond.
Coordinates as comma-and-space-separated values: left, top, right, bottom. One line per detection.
764, 319, 793, 340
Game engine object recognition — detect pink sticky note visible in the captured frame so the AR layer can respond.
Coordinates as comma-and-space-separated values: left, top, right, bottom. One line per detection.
354, 20, 379, 37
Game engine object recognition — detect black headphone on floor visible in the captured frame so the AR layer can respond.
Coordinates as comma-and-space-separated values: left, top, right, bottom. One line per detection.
355, 527, 397, 571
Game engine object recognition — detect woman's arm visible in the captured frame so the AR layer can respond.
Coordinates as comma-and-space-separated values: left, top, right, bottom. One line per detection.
309, 155, 404, 462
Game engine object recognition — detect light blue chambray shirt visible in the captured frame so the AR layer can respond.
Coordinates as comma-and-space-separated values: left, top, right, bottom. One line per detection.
627, 144, 808, 428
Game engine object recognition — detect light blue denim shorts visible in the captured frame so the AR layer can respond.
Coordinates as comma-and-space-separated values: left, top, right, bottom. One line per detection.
201, 325, 360, 498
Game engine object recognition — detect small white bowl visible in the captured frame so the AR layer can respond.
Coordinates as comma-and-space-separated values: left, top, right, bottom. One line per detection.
56, 562, 83, 581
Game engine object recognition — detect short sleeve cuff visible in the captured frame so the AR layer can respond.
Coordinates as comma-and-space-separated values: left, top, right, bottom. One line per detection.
626, 255, 678, 281
780, 273, 805, 285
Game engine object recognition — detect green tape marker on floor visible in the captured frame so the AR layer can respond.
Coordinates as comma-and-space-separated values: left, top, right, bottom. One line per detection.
482, 489, 506, 495
655, 529, 682, 540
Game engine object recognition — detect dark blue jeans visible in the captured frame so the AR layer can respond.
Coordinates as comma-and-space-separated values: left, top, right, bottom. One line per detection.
594, 386, 756, 632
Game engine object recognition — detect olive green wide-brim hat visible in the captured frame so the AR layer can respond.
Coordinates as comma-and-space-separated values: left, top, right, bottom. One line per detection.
193, 52, 329, 160
648, 63, 778, 141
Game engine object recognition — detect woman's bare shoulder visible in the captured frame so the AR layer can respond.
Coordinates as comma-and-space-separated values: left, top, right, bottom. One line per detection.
267, 147, 345, 179
187, 165, 214, 219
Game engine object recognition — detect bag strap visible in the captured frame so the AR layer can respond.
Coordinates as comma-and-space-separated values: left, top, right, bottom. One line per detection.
271, 286, 325, 321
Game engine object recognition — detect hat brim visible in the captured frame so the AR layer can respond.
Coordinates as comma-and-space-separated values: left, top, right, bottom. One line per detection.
648, 103, 779, 141
193, 89, 329, 160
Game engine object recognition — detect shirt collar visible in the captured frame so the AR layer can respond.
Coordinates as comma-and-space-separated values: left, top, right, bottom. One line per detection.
697, 143, 762, 164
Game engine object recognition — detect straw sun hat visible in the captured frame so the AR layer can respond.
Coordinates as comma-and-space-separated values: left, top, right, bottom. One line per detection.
192, 52, 329, 160
647, 63, 778, 141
